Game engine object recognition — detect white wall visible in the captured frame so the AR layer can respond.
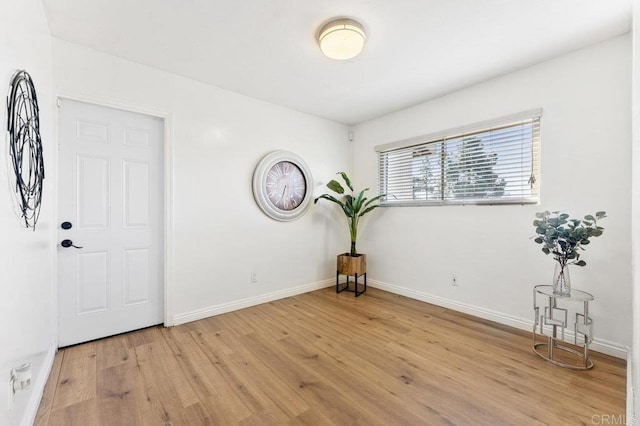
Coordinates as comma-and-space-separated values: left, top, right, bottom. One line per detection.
353, 35, 632, 352
52, 39, 350, 325
631, 0, 639, 418
0, 0, 56, 425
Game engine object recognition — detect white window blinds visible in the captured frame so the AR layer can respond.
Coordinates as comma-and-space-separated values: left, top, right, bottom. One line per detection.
377, 110, 541, 206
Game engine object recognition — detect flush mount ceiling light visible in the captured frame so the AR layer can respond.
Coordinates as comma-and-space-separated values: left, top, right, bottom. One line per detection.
318, 18, 366, 60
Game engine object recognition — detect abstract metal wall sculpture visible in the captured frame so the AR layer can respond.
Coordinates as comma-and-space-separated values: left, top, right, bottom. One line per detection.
7, 70, 45, 229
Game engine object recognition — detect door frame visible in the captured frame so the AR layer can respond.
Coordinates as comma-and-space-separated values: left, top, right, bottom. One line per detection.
54, 92, 175, 345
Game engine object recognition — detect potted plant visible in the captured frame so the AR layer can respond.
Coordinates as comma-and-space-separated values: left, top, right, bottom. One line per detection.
314, 172, 385, 277
532, 210, 606, 295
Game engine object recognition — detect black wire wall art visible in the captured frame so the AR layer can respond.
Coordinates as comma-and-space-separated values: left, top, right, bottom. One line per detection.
6, 70, 45, 229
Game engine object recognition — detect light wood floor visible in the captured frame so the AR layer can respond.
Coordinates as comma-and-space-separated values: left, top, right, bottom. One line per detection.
35, 287, 626, 425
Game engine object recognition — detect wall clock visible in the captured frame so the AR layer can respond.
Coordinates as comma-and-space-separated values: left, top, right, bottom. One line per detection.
252, 150, 313, 221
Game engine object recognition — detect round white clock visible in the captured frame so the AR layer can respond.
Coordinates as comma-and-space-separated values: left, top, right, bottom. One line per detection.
252, 150, 313, 221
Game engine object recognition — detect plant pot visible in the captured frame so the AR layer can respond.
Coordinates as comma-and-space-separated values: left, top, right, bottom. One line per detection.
552, 262, 571, 296
337, 253, 366, 276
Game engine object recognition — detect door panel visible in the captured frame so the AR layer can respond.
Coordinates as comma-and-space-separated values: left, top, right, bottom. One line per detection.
77, 155, 110, 229
77, 251, 110, 314
58, 99, 163, 347
123, 160, 150, 227
123, 248, 151, 306
76, 119, 110, 143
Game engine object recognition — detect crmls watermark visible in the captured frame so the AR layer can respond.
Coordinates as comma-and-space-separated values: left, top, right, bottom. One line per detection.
591, 414, 638, 425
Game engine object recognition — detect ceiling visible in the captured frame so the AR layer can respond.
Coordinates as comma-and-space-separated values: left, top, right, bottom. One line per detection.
42, 0, 631, 125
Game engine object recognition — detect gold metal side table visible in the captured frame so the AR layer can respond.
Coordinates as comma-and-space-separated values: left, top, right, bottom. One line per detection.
533, 285, 594, 370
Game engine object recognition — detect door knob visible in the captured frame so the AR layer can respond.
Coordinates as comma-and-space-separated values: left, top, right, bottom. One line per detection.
61, 221, 72, 230
61, 239, 83, 249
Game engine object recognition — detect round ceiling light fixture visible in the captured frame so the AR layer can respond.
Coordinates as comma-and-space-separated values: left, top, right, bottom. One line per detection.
318, 18, 366, 60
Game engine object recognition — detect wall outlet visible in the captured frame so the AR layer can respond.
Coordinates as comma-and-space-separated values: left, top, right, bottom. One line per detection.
250, 272, 257, 283
8, 362, 31, 409
451, 274, 458, 286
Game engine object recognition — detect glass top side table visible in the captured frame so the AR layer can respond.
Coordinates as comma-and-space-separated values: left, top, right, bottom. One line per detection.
533, 285, 594, 370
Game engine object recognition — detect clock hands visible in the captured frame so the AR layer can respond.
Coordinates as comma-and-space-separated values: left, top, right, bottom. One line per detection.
281, 185, 289, 209
266, 166, 304, 210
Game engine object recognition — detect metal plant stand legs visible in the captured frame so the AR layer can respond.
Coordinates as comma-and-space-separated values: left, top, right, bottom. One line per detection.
533, 285, 594, 370
336, 270, 367, 297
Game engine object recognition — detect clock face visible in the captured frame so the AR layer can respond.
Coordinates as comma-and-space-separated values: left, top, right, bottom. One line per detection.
253, 151, 313, 221
265, 161, 307, 211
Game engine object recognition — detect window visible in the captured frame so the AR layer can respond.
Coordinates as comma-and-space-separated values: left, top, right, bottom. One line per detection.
377, 109, 541, 206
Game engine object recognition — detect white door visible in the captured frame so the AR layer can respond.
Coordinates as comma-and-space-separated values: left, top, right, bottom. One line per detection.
57, 99, 164, 347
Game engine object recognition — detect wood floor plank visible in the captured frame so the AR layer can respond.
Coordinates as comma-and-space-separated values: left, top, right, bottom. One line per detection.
51, 342, 97, 410
158, 325, 255, 423
132, 338, 202, 424
97, 364, 139, 425
239, 330, 380, 425
34, 349, 64, 426
47, 398, 97, 426
187, 321, 310, 419
96, 334, 132, 371
36, 287, 626, 425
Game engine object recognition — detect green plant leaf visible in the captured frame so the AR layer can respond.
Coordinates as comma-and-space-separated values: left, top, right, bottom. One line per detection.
343, 195, 355, 217
344, 194, 353, 207
352, 189, 368, 214
336, 172, 354, 191
326, 180, 344, 194
532, 210, 606, 267
359, 205, 380, 217
314, 194, 345, 208
364, 194, 386, 208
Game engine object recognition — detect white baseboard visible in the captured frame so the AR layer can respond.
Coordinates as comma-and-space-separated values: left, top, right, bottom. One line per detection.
368, 279, 628, 359
22, 344, 56, 426
172, 279, 334, 326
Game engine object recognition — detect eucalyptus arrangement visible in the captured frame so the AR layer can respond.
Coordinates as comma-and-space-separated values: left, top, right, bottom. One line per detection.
532, 210, 606, 295
314, 172, 385, 257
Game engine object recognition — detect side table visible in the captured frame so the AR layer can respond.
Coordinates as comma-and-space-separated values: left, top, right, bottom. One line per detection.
533, 285, 594, 370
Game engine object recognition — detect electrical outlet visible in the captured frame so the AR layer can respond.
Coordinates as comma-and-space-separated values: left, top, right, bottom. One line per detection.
8, 362, 30, 410
250, 272, 257, 283
451, 274, 458, 286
